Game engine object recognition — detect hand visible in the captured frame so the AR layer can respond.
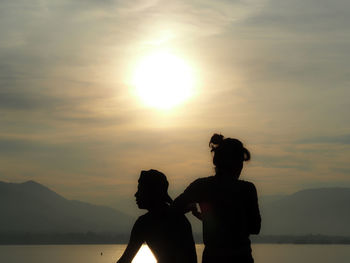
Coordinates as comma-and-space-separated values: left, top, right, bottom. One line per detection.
187, 203, 202, 220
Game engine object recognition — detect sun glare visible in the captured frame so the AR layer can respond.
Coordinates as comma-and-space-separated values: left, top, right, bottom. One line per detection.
132, 244, 157, 263
132, 51, 194, 110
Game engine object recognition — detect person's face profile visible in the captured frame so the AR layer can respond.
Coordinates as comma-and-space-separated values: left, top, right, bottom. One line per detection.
134, 171, 168, 209
135, 180, 153, 209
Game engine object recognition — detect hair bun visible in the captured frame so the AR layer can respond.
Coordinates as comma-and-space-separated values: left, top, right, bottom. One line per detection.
209, 133, 224, 151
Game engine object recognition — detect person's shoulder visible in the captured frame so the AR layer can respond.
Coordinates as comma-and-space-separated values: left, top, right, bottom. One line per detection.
185, 176, 214, 191
135, 213, 149, 225
130, 213, 149, 235
191, 175, 215, 185
238, 179, 257, 191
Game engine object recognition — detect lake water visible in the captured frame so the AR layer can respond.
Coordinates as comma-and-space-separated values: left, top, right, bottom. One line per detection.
0, 244, 349, 263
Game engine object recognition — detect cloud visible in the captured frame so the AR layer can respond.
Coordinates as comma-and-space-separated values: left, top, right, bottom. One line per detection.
296, 134, 350, 145
0, 0, 349, 205
239, 0, 350, 32
253, 154, 311, 171
0, 89, 62, 111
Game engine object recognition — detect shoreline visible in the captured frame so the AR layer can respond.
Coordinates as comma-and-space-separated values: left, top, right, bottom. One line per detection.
1, 233, 350, 245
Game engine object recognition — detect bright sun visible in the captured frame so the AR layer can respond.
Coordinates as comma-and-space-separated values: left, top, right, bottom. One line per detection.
132, 51, 194, 110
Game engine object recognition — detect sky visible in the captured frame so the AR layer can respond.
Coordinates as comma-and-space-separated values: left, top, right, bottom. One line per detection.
1, 0, 349, 214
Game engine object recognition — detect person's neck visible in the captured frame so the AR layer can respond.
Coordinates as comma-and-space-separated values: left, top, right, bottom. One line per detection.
147, 202, 168, 213
216, 169, 241, 179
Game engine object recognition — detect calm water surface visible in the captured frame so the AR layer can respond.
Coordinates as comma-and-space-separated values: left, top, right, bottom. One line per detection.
0, 244, 349, 263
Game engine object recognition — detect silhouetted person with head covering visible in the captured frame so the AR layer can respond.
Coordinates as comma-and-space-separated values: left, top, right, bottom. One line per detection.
173, 134, 261, 263
117, 169, 197, 263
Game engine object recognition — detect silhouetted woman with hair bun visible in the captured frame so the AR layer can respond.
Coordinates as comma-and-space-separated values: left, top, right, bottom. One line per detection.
173, 134, 261, 263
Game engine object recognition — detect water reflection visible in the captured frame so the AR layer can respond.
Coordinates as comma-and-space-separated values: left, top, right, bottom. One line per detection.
131, 244, 157, 263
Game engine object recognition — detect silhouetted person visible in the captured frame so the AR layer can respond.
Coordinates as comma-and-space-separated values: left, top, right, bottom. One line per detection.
173, 134, 261, 263
117, 169, 197, 263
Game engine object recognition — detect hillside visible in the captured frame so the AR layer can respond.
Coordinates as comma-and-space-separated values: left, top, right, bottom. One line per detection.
0, 181, 134, 233
260, 187, 350, 235
1, 181, 349, 237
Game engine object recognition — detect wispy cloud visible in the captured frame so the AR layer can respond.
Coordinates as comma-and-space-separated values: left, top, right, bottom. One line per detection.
0, 0, 349, 207
297, 134, 350, 145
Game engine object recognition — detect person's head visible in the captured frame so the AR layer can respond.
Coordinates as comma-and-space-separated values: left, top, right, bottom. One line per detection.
209, 133, 250, 178
135, 169, 172, 210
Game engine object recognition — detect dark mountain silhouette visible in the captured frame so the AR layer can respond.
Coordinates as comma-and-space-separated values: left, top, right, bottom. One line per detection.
260, 187, 350, 235
1, 181, 349, 237
0, 180, 134, 233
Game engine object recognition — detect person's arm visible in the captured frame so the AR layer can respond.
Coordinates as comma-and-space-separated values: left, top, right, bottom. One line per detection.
172, 179, 202, 214
188, 203, 202, 221
117, 218, 144, 263
246, 183, 261, 235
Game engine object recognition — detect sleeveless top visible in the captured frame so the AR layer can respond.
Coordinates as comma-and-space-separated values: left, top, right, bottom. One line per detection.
174, 176, 261, 253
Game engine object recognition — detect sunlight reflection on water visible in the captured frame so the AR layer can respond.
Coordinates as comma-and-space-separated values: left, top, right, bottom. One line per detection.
0, 244, 350, 263
132, 244, 157, 263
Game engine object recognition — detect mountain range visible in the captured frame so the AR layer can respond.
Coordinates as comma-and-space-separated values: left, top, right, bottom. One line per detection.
0, 181, 134, 233
1, 180, 349, 236
260, 187, 350, 235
